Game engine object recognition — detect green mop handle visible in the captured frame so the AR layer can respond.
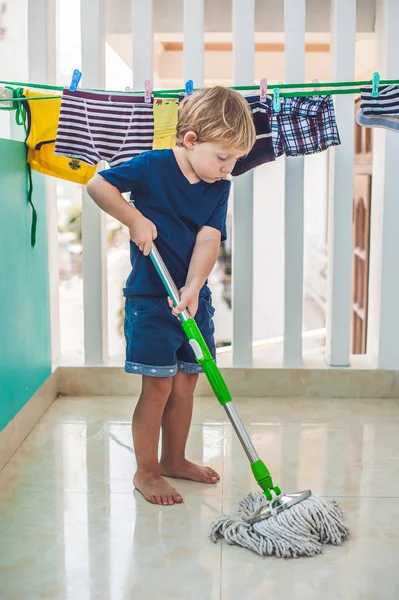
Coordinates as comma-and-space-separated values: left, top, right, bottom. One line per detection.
149, 242, 281, 500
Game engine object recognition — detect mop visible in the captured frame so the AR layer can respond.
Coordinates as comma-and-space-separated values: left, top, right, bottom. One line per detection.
150, 243, 349, 558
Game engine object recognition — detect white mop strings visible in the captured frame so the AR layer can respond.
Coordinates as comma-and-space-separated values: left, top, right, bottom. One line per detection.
210, 492, 349, 559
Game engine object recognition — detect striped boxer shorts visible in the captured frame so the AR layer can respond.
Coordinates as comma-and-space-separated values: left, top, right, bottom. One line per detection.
360, 84, 399, 118
232, 96, 275, 176
55, 88, 154, 168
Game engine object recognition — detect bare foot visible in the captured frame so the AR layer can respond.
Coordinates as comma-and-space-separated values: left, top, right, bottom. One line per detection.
160, 459, 220, 484
133, 471, 184, 505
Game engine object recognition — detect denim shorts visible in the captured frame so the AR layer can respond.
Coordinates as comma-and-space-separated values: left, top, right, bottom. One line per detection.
124, 294, 216, 377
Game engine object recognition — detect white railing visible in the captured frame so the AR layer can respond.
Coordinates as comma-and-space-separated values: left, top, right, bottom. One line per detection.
27, 0, 399, 370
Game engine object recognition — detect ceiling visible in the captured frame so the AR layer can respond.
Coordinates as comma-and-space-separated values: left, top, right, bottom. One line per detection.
106, 0, 376, 35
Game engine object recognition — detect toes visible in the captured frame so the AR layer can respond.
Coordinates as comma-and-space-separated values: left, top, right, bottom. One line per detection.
206, 467, 220, 481
149, 495, 157, 504
172, 490, 183, 503
156, 494, 177, 505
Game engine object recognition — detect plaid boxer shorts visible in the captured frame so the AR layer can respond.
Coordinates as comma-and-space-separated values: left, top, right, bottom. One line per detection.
272, 95, 341, 157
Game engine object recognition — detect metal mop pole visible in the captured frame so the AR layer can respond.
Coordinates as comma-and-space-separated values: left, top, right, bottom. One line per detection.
149, 242, 281, 499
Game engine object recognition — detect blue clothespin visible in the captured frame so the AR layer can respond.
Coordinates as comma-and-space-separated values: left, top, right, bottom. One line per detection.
69, 69, 82, 92
185, 80, 194, 96
273, 87, 281, 113
371, 72, 380, 98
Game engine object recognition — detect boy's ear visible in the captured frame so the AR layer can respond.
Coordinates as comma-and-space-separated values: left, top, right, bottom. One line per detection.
184, 131, 198, 149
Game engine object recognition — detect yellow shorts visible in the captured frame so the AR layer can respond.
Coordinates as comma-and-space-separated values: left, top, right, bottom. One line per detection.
152, 98, 178, 150
24, 89, 96, 185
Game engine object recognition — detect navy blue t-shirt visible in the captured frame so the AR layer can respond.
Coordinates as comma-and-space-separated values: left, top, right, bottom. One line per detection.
99, 149, 231, 297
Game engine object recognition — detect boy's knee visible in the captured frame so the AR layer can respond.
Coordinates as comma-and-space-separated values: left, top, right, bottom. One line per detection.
142, 375, 173, 398
179, 371, 199, 384
173, 371, 199, 394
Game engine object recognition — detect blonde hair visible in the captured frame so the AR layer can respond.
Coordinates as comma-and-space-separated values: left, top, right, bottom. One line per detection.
176, 86, 256, 154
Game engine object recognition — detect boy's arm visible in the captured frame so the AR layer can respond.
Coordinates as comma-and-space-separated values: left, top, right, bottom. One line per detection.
171, 226, 221, 318
86, 174, 157, 256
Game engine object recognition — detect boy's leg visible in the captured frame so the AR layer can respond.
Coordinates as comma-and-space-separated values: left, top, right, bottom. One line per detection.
160, 371, 220, 484
132, 375, 184, 506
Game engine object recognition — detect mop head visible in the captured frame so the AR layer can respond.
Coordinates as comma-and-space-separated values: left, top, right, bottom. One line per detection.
210, 492, 349, 559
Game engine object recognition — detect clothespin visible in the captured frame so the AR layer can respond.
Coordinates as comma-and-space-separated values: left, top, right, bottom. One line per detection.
260, 77, 267, 103
144, 79, 153, 103
125, 86, 131, 92
371, 72, 380, 98
69, 69, 82, 92
0, 86, 13, 109
185, 80, 194, 96
273, 87, 281, 113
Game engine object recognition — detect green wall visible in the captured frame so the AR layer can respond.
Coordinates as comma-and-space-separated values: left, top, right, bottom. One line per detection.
0, 139, 51, 432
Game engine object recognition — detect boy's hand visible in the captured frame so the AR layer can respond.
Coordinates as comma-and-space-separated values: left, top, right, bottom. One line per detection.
129, 213, 157, 256
168, 284, 199, 318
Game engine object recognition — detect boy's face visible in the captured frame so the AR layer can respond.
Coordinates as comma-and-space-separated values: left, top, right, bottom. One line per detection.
187, 139, 244, 183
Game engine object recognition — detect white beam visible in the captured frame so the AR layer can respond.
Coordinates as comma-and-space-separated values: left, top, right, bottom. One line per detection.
81, 0, 108, 364
283, 0, 305, 367
28, 0, 60, 364
325, 0, 356, 367
232, 0, 255, 367
367, 0, 399, 368
183, 0, 204, 87
132, 0, 153, 88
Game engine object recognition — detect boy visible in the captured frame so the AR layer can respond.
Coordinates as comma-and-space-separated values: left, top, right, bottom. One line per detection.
87, 86, 256, 506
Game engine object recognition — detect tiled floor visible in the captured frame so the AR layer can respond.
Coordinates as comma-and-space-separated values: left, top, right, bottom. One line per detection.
1, 394, 399, 599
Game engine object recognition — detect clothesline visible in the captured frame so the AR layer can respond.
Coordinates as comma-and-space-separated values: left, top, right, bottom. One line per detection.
1, 77, 399, 103
6, 76, 395, 249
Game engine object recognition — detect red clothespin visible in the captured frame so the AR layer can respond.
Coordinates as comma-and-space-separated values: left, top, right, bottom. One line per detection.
260, 78, 267, 103
144, 80, 153, 103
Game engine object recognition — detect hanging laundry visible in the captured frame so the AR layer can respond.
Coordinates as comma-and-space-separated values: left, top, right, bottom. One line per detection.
356, 109, 399, 132
152, 98, 178, 150
357, 85, 399, 133
359, 84, 399, 116
177, 91, 276, 175
232, 95, 275, 176
22, 89, 96, 184
272, 95, 341, 157
16, 89, 98, 247
55, 88, 154, 168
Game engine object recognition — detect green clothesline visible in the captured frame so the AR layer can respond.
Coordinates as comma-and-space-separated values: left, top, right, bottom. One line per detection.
1, 77, 399, 103
3, 75, 396, 250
